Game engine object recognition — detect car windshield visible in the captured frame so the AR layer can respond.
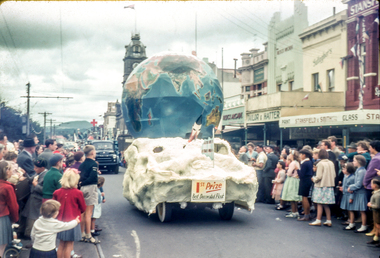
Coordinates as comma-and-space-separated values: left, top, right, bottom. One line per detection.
94, 142, 113, 150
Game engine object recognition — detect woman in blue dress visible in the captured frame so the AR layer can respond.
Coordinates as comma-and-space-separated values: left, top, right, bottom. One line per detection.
348, 155, 368, 233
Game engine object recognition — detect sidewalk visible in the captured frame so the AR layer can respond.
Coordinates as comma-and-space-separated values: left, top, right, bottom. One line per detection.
18, 238, 100, 258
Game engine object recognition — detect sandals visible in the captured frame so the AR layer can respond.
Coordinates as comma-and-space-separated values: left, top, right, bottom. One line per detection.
85, 236, 100, 244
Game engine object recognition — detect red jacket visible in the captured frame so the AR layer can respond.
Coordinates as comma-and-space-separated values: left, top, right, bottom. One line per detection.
0, 180, 19, 223
53, 188, 86, 222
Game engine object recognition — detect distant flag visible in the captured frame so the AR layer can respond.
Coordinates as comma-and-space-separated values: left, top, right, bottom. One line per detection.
363, 31, 370, 41
350, 44, 356, 57
317, 82, 322, 92
191, 50, 197, 56
339, 57, 345, 69
302, 93, 309, 101
124, 4, 135, 9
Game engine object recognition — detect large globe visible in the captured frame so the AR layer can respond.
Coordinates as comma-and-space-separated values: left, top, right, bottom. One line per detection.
122, 52, 224, 139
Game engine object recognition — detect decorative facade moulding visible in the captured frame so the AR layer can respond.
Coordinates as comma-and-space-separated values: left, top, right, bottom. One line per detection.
363, 73, 377, 77
346, 76, 359, 81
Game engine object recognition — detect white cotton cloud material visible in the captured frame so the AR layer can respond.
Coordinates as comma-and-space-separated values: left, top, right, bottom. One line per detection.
122, 137, 258, 214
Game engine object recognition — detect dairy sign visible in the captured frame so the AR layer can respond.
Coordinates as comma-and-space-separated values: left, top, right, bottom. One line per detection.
222, 106, 244, 126
280, 109, 380, 128
191, 180, 226, 202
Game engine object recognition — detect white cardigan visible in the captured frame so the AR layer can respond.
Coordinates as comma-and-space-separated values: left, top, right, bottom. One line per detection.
31, 216, 78, 251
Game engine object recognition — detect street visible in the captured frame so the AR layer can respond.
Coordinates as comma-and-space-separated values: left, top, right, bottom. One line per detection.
90, 167, 378, 258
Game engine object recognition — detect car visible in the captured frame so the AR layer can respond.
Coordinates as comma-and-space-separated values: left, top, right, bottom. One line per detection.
122, 137, 258, 222
92, 140, 119, 174
63, 141, 79, 151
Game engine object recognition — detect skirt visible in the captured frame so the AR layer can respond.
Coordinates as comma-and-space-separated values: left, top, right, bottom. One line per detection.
0, 215, 12, 245
272, 183, 284, 201
92, 203, 102, 219
281, 177, 302, 202
373, 209, 380, 224
298, 177, 313, 197
351, 192, 368, 211
312, 187, 335, 204
340, 194, 353, 210
57, 224, 82, 242
29, 248, 57, 258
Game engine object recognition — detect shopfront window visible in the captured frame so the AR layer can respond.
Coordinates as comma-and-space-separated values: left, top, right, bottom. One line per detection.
313, 73, 319, 92
245, 86, 250, 92
327, 69, 334, 92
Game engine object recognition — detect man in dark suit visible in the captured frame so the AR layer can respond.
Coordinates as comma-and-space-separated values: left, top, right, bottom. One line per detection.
262, 145, 279, 204
17, 138, 37, 177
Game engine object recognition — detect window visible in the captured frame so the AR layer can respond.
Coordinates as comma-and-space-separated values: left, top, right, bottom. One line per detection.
288, 81, 294, 91
257, 84, 262, 91
132, 45, 141, 53
241, 86, 244, 93
313, 73, 319, 92
245, 86, 251, 92
277, 84, 282, 92
327, 69, 334, 91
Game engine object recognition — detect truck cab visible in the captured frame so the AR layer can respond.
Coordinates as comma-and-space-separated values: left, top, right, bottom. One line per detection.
92, 140, 119, 174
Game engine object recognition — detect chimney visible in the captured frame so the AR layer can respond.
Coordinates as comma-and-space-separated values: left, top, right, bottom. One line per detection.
333, 7, 336, 16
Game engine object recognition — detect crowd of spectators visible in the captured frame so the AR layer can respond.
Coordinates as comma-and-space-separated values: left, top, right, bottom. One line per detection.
235, 137, 380, 248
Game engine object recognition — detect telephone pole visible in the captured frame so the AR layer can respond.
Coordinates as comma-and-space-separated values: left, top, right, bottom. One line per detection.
49, 119, 56, 138
39, 112, 52, 144
21, 82, 73, 135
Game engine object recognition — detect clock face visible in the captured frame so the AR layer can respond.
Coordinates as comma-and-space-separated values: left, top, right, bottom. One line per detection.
132, 62, 139, 69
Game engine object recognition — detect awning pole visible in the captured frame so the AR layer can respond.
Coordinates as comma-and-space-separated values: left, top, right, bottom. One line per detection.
280, 128, 283, 151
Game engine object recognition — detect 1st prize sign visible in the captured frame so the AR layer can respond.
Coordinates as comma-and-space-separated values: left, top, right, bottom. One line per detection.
191, 180, 226, 202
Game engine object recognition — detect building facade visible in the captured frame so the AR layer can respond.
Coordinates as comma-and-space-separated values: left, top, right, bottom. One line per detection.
343, 0, 379, 110
103, 102, 116, 140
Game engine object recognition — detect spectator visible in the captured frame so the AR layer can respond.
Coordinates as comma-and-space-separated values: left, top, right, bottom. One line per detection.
53, 169, 86, 258
328, 136, 341, 160
367, 176, 380, 247
297, 149, 314, 221
79, 145, 100, 244
20, 158, 48, 238
282, 150, 301, 218
309, 149, 336, 227
347, 141, 371, 168
246, 143, 258, 166
272, 161, 286, 204
0, 144, 5, 161
262, 145, 279, 204
347, 155, 368, 233
30, 200, 80, 258
4, 151, 25, 185
39, 139, 57, 169
0, 161, 19, 257
253, 145, 267, 203
17, 137, 37, 177
340, 163, 356, 230
42, 154, 64, 201
0, 132, 7, 154
70, 151, 85, 171
36, 145, 44, 156
238, 146, 249, 165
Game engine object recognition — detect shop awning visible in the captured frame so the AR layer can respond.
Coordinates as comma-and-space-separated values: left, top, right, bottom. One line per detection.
279, 109, 380, 128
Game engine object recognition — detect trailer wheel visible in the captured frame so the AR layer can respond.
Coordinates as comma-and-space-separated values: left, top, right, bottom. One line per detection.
157, 202, 172, 222
219, 202, 235, 220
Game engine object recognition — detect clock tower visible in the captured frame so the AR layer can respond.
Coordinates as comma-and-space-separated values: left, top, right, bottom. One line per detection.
122, 33, 147, 85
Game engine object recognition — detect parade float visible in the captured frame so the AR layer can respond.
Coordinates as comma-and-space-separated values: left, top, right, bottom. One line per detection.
121, 52, 258, 222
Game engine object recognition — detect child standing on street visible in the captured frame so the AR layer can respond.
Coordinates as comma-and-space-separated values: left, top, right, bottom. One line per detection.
367, 176, 380, 247
272, 161, 286, 202
340, 163, 356, 230
53, 169, 86, 258
91, 177, 106, 237
30, 200, 80, 258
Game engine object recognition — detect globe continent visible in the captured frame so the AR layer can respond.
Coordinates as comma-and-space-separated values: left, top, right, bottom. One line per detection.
122, 52, 224, 139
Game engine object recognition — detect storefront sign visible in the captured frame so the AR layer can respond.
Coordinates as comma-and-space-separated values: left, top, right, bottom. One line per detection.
277, 45, 293, 55
191, 180, 226, 202
254, 68, 265, 83
280, 109, 380, 128
313, 49, 332, 66
247, 110, 280, 123
349, 0, 378, 17
222, 106, 244, 126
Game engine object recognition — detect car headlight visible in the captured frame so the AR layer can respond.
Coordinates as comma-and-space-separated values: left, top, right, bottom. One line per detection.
112, 154, 117, 159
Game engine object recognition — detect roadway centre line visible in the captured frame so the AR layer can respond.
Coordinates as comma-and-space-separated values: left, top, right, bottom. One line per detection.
131, 230, 140, 258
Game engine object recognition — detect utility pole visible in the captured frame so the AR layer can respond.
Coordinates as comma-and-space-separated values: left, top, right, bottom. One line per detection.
39, 112, 52, 144
49, 119, 56, 138
233, 58, 238, 78
26, 82, 30, 135
21, 83, 73, 135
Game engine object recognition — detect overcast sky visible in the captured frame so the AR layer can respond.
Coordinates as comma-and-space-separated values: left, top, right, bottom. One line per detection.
0, 0, 346, 126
